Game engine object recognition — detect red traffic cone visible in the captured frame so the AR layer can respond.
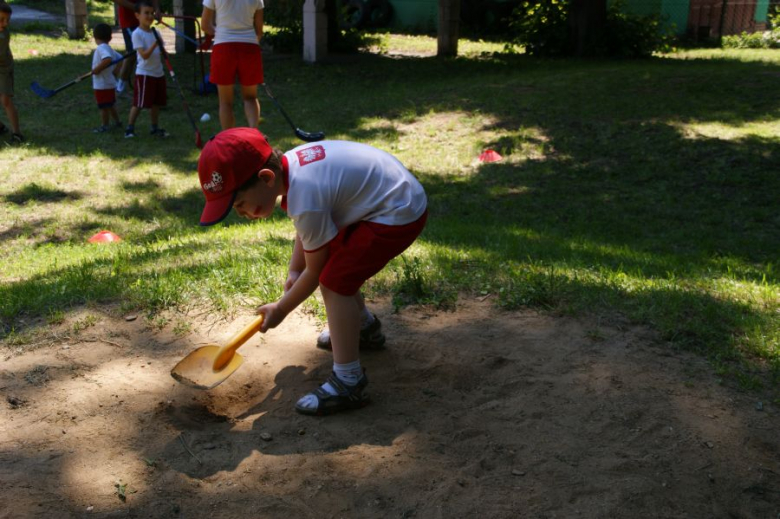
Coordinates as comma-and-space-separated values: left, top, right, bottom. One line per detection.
479, 149, 502, 163
88, 230, 122, 243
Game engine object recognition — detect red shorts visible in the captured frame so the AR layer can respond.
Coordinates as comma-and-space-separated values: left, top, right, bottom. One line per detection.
133, 75, 167, 109
94, 88, 116, 109
319, 211, 428, 296
209, 42, 264, 86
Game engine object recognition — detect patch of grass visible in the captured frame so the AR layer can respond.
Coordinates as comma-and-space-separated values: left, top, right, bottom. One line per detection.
72, 314, 99, 334
0, 33, 778, 394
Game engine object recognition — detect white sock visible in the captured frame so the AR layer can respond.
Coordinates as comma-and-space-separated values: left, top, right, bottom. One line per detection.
333, 360, 362, 386
318, 311, 374, 344
296, 360, 362, 411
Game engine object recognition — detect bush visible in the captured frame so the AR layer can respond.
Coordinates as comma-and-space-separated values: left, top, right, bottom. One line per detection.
509, 0, 671, 57
722, 7, 780, 49
508, 0, 571, 56
722, 29, 780, 48
263, 0, 372, 53
263, 0, 304, 52
603, 2, 671, 57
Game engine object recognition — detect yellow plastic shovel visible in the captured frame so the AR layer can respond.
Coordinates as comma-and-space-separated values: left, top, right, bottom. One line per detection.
170, 315, 264, 390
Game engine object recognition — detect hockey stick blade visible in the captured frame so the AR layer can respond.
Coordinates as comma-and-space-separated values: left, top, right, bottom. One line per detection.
262, 83, 325, 143
30, 81, 56, 99
295, 129, 325, 142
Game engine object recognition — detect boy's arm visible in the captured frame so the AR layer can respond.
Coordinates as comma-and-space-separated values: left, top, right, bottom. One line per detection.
284, 234, 306, 291
201, 7, 215, 36
258, 246, 329, 332
92, 56, 114, 75
136, 41, 158, 60
254, 9, 264, 42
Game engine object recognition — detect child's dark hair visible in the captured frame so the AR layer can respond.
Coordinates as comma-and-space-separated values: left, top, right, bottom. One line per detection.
0, 2, 12, 14
237, 149, 286, 192
93, 23, 112, 42
135, 1, 154, 13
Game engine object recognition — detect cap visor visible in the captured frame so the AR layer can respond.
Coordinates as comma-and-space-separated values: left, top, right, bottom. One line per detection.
199, 191, 238, 226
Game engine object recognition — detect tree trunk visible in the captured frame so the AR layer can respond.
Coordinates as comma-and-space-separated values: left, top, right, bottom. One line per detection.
568, 0, 607, 56
437, 0, 461, 57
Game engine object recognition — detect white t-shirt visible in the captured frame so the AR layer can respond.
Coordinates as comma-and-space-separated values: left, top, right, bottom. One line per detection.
92, 43, 122, 89
284, 141, 428, 252
131, 27, 164, 77
203, 0, 264, 46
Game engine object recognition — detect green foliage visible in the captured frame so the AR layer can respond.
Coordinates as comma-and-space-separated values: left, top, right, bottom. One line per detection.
264, 0, 381, 53
508, 0, 571, 56
603, 1, 673, 57
722, 29, 780, 49
509, 0, 671, 57
722, 5, 780, 49
263, 0, 304, 51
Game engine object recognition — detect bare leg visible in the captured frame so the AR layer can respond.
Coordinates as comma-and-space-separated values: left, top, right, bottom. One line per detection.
109, 106, 121, 125
1, 95, 20, 133
101, 108, 109, 126
128, 106, 141, 126
320, 286, 360, 365
150, 105, 160, 126
354, 291, 367, 313
217, 84, 235, 130
241, 84, 260, 127
120, 53, 136, 83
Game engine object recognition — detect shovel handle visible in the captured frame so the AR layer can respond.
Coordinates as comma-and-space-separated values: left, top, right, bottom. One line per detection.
213, 314, 264, 371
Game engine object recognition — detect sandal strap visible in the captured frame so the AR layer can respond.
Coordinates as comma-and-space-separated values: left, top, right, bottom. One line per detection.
297, 371, 370, 415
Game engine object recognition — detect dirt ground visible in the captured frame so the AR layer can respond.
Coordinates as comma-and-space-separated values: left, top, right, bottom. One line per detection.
1, 297, 778, 518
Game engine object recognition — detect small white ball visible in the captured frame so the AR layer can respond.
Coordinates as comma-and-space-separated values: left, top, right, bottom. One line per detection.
200, 113, 211, 123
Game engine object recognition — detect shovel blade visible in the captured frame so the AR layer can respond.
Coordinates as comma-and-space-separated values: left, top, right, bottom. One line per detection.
170, 345, 244, 390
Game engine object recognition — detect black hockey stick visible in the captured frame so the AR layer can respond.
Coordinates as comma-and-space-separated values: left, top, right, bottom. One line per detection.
152, 27, 203, 148
261, 83, 325, 143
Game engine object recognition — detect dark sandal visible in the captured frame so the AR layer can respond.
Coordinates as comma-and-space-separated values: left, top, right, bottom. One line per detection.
295, 370, 370, 416
316, 314, 386, 351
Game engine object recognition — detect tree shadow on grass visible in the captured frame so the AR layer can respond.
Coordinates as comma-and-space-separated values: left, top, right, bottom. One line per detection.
7, 46, 779, 370
3, 182, 83, 205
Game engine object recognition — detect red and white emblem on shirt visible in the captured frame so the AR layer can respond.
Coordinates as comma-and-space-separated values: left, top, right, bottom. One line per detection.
296, 146, 326, 166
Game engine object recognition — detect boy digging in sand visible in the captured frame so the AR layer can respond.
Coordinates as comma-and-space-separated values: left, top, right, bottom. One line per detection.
197, 128, 428, 415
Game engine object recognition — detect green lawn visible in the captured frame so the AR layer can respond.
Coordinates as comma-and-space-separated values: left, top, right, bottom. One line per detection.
0, 28, 778, 392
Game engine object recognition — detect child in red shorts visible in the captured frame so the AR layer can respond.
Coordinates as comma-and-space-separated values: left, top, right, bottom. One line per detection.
91, 23, 122, 133
197, 129, 428, 416
124, 2, 168, 138
111, 0, 160, 94
201, 0, 264, 130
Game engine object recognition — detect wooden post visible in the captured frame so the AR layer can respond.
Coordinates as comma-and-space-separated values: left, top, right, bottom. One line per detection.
303, 0, 328, 63
174, 0, 197, 53
437, 0, 460, 57
65, 0, 87, 39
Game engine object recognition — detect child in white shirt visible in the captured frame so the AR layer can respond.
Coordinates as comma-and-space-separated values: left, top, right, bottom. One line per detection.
91, 23, 123, 133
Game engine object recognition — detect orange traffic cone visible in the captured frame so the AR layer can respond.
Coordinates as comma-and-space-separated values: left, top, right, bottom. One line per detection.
88, 230, 122, 243
479, 149, 502, 163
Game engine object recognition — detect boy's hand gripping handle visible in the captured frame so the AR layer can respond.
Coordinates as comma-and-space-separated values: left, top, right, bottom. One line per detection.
212, 314, 265, 371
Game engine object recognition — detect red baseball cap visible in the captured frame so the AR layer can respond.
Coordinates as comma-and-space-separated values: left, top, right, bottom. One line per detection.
198, 128, 273, 226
